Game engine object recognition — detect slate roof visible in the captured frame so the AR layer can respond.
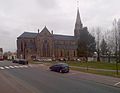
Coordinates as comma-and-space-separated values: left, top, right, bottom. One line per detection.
18, 32, 37, 38
18, 32, 76, 41
53, 34, 75, 41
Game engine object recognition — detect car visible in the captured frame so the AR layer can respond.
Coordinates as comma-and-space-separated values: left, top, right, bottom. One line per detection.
18, 59, 28, 65
49, 63, 69, 73
12, 59, 20, 63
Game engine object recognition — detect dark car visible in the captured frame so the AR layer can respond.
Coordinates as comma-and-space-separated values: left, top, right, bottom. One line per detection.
18, 59, 28, 65
49, 63, 69, 73
12, 59, 20, 63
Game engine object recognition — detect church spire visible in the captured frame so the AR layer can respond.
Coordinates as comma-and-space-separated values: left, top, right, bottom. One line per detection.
74, 2, 83, 37
75, 8, 83, 30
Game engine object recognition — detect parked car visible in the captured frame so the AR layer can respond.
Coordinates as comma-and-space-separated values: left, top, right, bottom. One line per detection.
49, 63, 69, 73
18, 59, 28, 65
12, 59, 20, 63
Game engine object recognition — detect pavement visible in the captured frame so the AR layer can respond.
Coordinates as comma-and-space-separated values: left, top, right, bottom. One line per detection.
0, 60, 120, 93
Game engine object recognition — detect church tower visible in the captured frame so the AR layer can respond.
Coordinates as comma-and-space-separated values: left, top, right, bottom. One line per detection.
74, 8, 83, 37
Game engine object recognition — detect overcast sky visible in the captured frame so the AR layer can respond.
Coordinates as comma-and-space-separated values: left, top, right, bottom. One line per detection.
0, 0, 120, 52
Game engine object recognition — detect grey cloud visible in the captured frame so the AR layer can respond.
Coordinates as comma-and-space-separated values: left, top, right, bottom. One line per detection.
36, 0, 58, 9
0, 0, 120, 51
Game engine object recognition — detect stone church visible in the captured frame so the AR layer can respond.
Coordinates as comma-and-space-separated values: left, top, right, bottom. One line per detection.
17, 8, 87, 60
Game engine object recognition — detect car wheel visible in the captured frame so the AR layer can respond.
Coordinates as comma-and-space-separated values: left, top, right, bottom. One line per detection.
59, 69, 61, 73
50, 69, 53, 71
59, 69, 63, 73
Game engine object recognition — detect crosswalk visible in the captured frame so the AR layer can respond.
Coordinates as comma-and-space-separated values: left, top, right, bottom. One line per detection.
0, 65, 32, 70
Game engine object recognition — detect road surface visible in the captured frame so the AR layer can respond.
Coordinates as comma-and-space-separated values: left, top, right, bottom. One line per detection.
0, 60, 120, 93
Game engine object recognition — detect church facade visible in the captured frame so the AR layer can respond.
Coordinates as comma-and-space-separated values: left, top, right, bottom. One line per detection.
17, 8, 87, 60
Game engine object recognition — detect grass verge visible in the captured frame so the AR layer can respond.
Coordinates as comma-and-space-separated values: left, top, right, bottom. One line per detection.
30, 61, 120, 78
66, 61, 120, 70
71, 67, 120, 78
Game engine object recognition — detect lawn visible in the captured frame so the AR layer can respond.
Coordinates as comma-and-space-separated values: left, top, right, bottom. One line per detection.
66, 61, 120, 70
71, 67, 120, 78
30, 60, 120, 70
30, 60, 120, 77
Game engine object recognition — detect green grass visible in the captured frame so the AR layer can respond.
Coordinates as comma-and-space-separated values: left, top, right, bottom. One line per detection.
66, 61, 120, 70
71, 67, 120, 78
30, 60, 120, 70
30, 60, 120, 77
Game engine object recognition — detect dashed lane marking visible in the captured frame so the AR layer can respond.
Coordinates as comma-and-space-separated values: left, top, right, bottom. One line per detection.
69, 72, 78, 75
19, 65, 24, 68
9, 66, 14, 68
0, 67, 5, 70
23, 65, 28, 68
114, 82, 120, 86
14, 66, 19, 68
29, 64, 33, 67
4, 66, 10, 69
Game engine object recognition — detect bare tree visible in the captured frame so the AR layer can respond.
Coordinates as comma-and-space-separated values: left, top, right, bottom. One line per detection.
117, 19, 120, 63
96, 27, 101, 62
113, 19, 119, 75
104, 29, 114, 62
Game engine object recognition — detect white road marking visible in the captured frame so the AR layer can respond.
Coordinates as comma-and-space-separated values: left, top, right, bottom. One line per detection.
114, 82, 120, 86
70, 73, 77, 75
9, 66, 14, 68
23, 65, 28, 68
14, 66, 19, 68
4, 66, 10, 69
0, 65, 30, 70
19, 65, 24, 68
0, 67, 5, 69
29, 64, 32, 67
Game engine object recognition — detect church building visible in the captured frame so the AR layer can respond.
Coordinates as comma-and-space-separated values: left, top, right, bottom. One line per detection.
17, 8, 87, 60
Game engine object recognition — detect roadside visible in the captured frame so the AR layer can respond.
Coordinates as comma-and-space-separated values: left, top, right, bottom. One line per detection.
30, 61, 120, 78
66, 70, 120, 88
32, 63, 120, 88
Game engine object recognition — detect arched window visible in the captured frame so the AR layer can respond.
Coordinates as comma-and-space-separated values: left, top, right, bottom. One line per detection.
42, 40, 50, 57
21, 42, 23, 52
24, 42, 26, 48
61, 50, 62, 57
47, 43, 50, 57
67, 51, 69, 57
74, 51, 76, 57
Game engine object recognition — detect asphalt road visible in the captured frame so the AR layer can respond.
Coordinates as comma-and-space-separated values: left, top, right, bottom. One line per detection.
0, 61, 120, 93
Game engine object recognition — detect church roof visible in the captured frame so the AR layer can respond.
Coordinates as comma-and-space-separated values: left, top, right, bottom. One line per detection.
18, 32, 75, 41
53, 34, 75, 40
18, 32, 37, 38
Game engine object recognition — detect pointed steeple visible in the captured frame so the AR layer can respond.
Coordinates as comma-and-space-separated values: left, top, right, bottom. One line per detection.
75, 8, 83, 30
74, 7, 83, 37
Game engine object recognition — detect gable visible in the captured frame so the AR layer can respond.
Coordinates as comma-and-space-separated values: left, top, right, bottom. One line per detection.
39, 26, 52, 36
